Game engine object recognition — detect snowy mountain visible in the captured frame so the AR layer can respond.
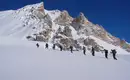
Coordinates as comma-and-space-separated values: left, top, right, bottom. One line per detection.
1, 2, 130, 80
0, 2, 130, 53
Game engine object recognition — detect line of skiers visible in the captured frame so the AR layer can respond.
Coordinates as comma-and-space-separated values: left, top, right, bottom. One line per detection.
36, 43, 63, 51
36, 43, 117, 60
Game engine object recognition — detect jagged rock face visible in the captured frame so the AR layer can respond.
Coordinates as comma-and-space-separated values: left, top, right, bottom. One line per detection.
78, 12, 89, 24
84, 38, 95, 46
39, 29, 51, 37
84, 38, 103, 52
37, 2, 44, 13
110, 36, 121, 46
71, 13, 96, 36
23, 2, 130, 52
2, 2, 130, 52
32, 2, 45, 18
35, 35, 44, 42
62, 26, 72, 37
58, 38, 80, 50
71, 13, 113, 43
35, 35, 49, 42
43, 14, 52, 28
60, 38, 72, 49
54, 10, 73, 25
33, 10, 45, 19
35, 29, 52, 42
24, 5, 52, 42
120, 39, 130, 50
72, 12, 89, 24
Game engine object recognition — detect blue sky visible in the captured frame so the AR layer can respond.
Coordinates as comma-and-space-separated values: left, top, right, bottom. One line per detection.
0, 0, 130, 42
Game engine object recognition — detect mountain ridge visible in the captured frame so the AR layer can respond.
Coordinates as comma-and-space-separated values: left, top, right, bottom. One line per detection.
0, 2, 129, 52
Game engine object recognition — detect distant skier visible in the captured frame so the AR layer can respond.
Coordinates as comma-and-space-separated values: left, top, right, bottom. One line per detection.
111, 49, 117, 60
70, 46, 73, 53
36, 43, 39, 48
52, 44, 56, 50
83, 46, 86, 55
59, 45, 63, 51
104, 49, 108, 59
45, 43, 49, 49
91, 47, 95, 56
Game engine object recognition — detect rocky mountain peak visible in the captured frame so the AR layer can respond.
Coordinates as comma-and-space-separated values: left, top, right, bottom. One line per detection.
72, 12, 89, 25
1, 2, 129, 52
78, 12, 89, 24
54, 10, 73, 24
37, 2, 44, 13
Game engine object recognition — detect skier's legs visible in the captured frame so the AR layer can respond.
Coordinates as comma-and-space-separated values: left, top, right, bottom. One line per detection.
92, 52, 95, 56
114, 56, 117, 60
60, 48, 62, 51
113, 54, 117, 60
83, 50, 86, 55
36, 45, 39, 48
70, 49, 73, 53
105, 53, 108, 59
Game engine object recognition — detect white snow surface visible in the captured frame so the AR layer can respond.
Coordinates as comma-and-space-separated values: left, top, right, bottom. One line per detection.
0, 37, 130, 80
0, 2, 57, 39
0, 2, 130, 80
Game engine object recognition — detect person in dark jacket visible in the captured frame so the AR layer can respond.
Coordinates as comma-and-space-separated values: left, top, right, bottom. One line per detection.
52, 44, 56, 50
104, 49, 108, 59
111, 49, 117, 60
91, 47, 95, 56
45, 43, 49, 49
36, 43, 39, 48
83, 46, 86, 55
59, 45, 63, 51
70, 46, 73, 53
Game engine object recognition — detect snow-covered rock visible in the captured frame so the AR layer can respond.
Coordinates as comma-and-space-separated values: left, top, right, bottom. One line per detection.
0, 2, 130, 53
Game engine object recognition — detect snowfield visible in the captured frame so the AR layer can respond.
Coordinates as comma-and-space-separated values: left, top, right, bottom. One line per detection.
0, 37, 130, 80
0, 2, 130, 80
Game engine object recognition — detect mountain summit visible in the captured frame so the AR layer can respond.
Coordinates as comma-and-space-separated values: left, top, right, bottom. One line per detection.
0, 2, 129, 52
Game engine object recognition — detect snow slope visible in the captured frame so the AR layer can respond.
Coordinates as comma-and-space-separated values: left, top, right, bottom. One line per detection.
0, 38, 130, 80
0, 2, 130, 79
90, 36, 129, 54
0, 9, 32, 38
0, 2, 45, 39
0, 2, 60, 39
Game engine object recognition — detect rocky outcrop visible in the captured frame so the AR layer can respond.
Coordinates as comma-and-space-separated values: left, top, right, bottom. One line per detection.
24, 2, 130, 52
54, 10, 73, 25
43, 14, 52, 28
62, 26, 72, 37
37, 2, 44, 13
84, 38, 103, 52
72, 12, 89, 24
